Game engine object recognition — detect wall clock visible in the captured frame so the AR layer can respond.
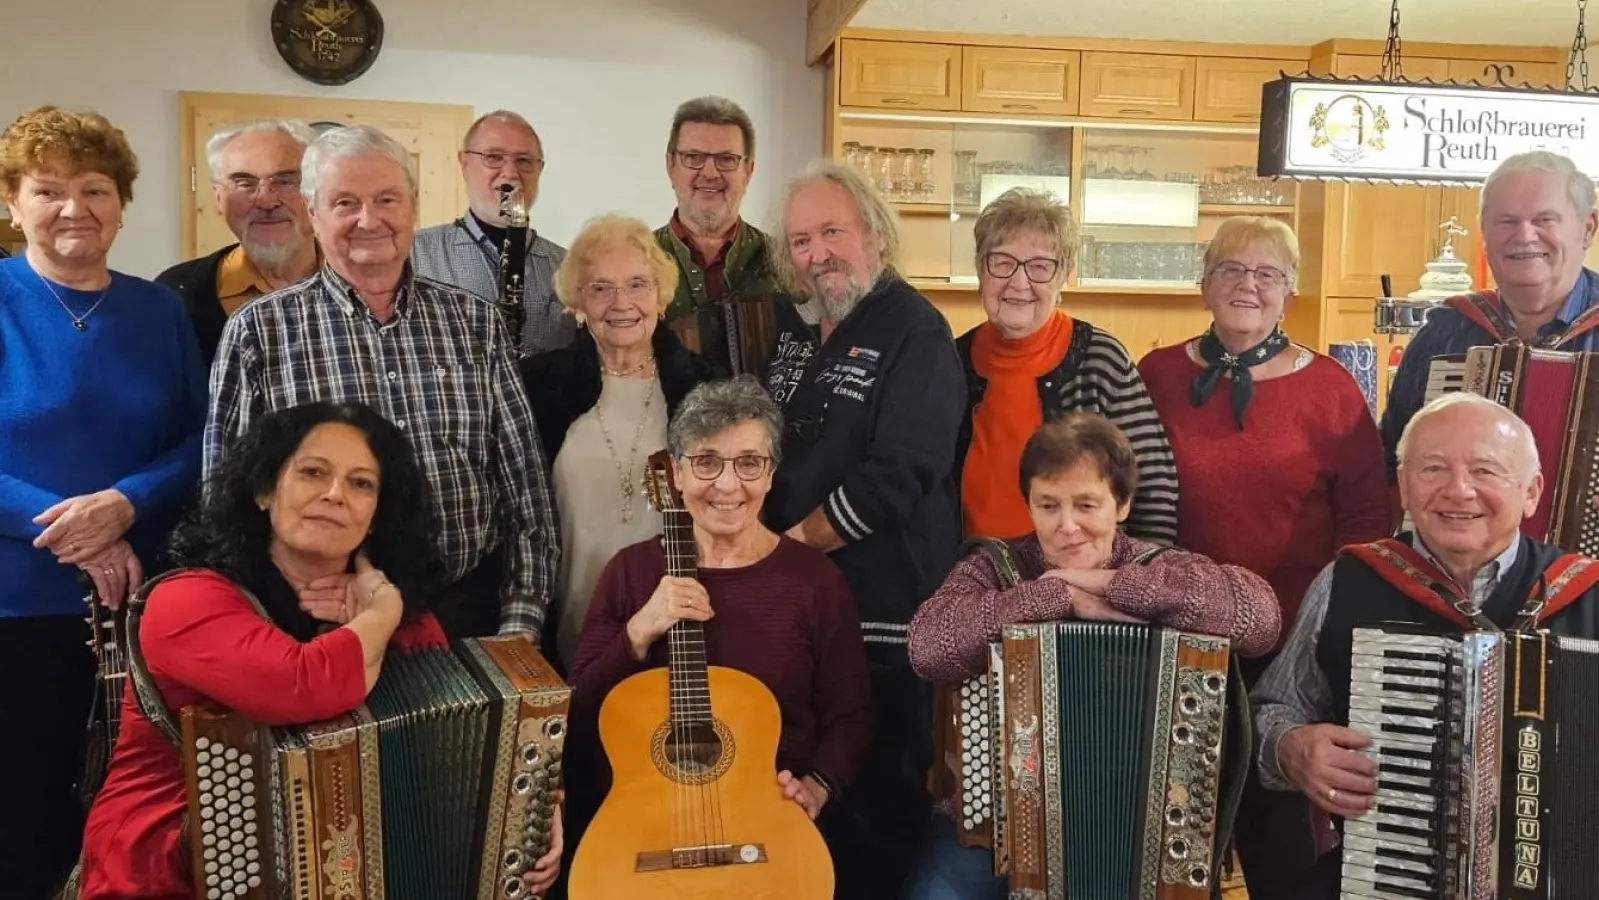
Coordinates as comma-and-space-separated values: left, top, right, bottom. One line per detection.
270, 0, 385, 87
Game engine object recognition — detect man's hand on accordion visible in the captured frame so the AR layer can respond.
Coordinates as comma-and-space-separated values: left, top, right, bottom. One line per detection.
1277, 723, 1377, 819
523, 792, 563, 895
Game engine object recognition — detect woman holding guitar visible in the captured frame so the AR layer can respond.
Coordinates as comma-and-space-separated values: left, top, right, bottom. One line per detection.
565, 376, 873, 899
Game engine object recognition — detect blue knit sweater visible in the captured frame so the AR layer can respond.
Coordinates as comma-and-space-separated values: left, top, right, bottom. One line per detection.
0, 255, 207, 617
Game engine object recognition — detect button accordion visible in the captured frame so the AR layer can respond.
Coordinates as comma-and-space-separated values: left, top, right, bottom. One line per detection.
1423, 344, 1599, 553
181, 635, 571, 900
1343, 626, 1599, 899
957, 622, 1234, 899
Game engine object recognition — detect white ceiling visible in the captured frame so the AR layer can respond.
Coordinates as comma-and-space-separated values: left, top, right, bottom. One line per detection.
851, 0, 1588, 50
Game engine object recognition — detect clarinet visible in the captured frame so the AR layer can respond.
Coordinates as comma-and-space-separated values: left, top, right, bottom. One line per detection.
495, 182, 530, 358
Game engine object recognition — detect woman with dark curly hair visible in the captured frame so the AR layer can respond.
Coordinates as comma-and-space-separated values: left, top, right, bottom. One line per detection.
74, 402, 563, 899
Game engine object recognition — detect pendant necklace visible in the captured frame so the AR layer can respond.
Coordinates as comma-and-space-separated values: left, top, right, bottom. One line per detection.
595, 361, 659, 523
38, 271, 111, 332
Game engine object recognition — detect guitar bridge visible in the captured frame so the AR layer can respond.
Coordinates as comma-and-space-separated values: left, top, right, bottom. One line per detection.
635, 842, 768, 872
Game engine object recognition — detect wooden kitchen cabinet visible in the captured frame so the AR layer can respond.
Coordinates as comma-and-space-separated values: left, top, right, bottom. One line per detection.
1193, 57, 1302, 123
961, 46, 1080, 115
838, 39, 961, 111
1079, 52, 1196, 120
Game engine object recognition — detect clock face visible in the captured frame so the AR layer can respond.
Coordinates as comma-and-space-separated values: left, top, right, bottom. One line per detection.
270, 0, 385, 87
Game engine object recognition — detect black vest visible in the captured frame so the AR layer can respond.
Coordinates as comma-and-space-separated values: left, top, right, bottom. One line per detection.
1317, 534, 1599, 728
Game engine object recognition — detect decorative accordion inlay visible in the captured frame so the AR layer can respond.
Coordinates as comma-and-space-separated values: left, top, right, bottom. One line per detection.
192, 736, 264, 899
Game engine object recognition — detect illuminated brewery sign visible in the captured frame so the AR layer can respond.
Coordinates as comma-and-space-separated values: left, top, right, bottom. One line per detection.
1258, 76, 1599, 183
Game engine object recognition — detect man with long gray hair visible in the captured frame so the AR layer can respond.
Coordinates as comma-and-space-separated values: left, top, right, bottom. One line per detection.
157, 119, 320, 364
762, 159, 965, 899
205, 124, 559, 647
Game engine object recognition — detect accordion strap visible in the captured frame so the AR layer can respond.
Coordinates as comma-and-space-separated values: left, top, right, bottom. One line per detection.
124, 568, 273, 748
1340, 539, 1593, 632
1444, 288, 1599, 349
957, 536, 1039, 589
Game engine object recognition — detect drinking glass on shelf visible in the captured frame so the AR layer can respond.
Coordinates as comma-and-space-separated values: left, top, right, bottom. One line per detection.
1082, 147, 1100, 179
856, 146, 877, 182
1099, 144, 1123, 179
916, 149, 936, 200
896, 147, 918, 202
874, 148, 897, 198
842, 142, 861, 173
1135, 147, 1155, 180
954, 150, 979, 206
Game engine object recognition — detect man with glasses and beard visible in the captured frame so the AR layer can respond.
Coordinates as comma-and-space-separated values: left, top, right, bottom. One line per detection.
762, 159, 965, 900
657, 96, 782, 376
158, 119, 321, 365
413, 109, 572, 355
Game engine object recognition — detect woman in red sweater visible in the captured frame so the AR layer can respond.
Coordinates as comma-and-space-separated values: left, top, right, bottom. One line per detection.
1137, 216, 1389, 897
564, 376, 873, 893
75, 401, 563, 899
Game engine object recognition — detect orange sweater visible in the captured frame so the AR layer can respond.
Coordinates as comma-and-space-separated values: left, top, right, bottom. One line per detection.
962, 311, 1073, 538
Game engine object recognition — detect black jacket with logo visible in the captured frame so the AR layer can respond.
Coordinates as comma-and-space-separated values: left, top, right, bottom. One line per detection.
762, 275, 966, 662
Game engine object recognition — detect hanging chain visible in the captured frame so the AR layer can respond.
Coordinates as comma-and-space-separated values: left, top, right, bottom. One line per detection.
1380, 0, 1405, 81
1568, 0, 1591, 90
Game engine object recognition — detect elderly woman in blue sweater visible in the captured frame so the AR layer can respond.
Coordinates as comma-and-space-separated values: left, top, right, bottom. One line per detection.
0, 105, 206, 898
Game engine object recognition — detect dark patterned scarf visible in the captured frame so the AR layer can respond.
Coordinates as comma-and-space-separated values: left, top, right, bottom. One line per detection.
1189, 326, 1291, 429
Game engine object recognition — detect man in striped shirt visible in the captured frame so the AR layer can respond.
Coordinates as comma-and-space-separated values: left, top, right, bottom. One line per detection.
205, 124, 558, 640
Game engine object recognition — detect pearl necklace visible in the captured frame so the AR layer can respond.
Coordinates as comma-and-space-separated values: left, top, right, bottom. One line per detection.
600, 353, 655, 378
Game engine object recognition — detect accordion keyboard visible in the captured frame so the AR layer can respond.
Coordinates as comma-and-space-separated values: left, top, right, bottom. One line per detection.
193, 736, 264, 899
1343, 630, 1451, 900
957, 673, 994, 834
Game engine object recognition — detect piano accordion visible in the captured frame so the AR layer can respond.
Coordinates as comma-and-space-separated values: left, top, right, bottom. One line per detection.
1423, 344, 1599, 553
1343, 627, 1599, 899
180, 635, 570, 900
958, 622, 1233, 900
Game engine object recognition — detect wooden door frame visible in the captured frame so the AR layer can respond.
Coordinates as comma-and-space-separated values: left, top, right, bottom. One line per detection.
177, 91, 474, 259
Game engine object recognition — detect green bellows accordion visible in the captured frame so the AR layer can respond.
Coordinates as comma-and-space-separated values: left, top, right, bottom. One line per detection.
965, 622, 1232, 900
181, 635, 570, 900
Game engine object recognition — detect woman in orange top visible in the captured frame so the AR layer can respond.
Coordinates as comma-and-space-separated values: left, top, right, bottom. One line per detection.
953, 188, 1177, 543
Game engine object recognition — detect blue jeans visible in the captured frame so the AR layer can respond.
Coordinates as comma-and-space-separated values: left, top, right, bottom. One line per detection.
902, 813, 1007, 900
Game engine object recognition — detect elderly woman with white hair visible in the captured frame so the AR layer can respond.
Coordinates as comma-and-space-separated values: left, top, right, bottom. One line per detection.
206, 123, 559, 643
156, 118, 320, 364
519, 213, 715, 671
1381, 149, 1599, 474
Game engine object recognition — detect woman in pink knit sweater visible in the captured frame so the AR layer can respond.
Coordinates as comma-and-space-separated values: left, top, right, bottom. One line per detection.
903, 412, 1281, 900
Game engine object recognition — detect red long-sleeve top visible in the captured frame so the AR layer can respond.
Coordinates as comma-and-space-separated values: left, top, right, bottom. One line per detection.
568, 536, 874, 797
908, 531, 1281, 818
78, 569, 446, 900
1137, 346, 1391, 639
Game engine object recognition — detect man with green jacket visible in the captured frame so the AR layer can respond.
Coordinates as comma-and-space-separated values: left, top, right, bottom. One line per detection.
656, 95, 781, 377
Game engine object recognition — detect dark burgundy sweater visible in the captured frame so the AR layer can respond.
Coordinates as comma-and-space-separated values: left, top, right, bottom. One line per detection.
568, 535, 874, 794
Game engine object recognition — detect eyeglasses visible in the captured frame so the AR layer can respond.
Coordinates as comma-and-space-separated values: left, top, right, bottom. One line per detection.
464, 150, 544, 173
672, 151, 747, 172
682, 453, 772, 481
1208, 261, 1290, 289
219, 174, 302, 197
581, 278, 657, 303
985, 252, 1061, 284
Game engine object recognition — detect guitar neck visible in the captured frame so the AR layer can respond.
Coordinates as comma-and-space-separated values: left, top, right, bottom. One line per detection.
661, 509, 712, 726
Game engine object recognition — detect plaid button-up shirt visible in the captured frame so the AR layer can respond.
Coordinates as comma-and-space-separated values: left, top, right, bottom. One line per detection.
204, 264, 559, 635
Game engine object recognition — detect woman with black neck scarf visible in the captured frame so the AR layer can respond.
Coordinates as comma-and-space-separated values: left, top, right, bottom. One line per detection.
1137, 215, 1388, 898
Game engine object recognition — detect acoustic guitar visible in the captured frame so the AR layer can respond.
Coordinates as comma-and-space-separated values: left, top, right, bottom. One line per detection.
568, 451, 835, 900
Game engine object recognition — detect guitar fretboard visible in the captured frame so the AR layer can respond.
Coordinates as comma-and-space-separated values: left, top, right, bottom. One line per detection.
662, 508, 712, 726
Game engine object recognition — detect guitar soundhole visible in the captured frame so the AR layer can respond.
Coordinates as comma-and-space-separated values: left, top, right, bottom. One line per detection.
651, 718, 736, 785
666, 721, 723, 775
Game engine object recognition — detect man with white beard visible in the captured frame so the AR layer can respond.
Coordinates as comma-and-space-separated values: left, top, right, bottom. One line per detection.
761, 159, 966, 900
158, 119, 320, 365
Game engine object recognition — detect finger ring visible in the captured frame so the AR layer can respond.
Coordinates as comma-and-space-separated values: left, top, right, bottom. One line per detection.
1327, 787, 1339, 802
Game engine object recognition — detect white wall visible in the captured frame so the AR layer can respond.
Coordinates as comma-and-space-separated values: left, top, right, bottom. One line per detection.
0, 0, 824, 277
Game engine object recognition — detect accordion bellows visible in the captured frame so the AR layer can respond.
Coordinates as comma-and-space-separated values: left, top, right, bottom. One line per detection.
180, 635, 571, 900
960, 622, 1231, 900
1343, 627, 1599, 899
